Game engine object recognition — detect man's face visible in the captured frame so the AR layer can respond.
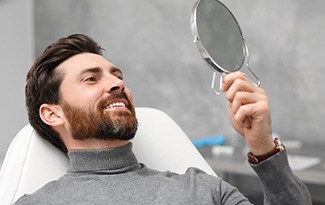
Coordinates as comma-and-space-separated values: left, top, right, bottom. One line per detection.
56, 52, 137, 141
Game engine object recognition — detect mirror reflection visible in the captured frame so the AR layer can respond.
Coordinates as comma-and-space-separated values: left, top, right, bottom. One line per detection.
196, 0, 245, 72
191, 0, 260, 94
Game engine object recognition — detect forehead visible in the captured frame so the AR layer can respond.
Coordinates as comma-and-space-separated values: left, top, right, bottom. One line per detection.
56, 52, 115, 76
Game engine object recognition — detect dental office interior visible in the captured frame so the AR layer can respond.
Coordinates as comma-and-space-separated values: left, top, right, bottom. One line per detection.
0, 0, 324, 204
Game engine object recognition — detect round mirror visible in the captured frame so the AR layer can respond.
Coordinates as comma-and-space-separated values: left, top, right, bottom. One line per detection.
193, 0, 245, 73
191, 0, 260, 94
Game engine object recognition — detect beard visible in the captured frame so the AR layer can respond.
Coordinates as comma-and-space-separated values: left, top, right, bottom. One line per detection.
61, 93, 138, 141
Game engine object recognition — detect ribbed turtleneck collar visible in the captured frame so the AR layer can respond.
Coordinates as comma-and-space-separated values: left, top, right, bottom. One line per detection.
67, 142, 140, 174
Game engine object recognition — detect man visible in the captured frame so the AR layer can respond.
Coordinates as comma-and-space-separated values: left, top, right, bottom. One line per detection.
15, 34, 311, 204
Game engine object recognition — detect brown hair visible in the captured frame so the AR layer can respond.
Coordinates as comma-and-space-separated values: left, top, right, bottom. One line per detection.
25, 34, 103, 153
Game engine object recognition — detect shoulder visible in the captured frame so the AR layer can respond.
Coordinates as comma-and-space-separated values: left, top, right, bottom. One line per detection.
161, 167, 249, 204
12, 175, 71, 205
145, 166, 234, 194
182, 167, 222, 186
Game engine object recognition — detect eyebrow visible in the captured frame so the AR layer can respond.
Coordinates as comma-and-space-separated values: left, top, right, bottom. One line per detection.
78, 66, 123, 77
110, 67, 123, 75
78, 67, 101, 76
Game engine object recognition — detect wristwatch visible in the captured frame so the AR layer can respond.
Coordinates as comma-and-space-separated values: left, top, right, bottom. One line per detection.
247, 138, 285, 164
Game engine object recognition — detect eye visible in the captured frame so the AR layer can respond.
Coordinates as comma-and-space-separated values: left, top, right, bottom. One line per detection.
83, 76, 97, 83
112, 73, 123, 80
110, 68, 124, 80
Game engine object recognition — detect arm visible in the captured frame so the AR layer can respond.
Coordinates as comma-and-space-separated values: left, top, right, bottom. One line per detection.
222, 71, 312, 205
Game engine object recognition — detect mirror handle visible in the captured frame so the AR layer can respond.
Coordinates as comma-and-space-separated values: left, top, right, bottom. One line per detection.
242, 39, 261, 87
211, 72, 225, 95
211, 71, 254, 129
211, 66, 260, 96
243, 65, 261, 87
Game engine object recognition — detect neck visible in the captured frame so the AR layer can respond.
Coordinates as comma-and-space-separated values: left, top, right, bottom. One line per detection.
66, 138, 129, 151
67, 142, 140, 173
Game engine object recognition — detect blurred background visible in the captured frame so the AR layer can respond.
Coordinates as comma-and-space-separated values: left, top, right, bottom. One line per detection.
1, 0, 324, 203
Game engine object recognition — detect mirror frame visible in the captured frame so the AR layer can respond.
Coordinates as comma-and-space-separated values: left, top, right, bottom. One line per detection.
190, 0, 260, 95
190, 0, 247, 74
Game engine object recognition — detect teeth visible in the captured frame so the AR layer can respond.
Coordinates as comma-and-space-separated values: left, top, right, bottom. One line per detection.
107, 102, 126, 109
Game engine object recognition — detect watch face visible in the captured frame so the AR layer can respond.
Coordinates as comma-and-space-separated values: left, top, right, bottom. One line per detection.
274, 138, 285, 151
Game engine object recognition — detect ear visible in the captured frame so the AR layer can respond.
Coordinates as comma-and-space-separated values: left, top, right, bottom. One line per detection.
39, 104, 64, 127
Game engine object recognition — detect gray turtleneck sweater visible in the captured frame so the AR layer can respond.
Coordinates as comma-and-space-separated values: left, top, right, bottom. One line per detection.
14, 143, 311, 205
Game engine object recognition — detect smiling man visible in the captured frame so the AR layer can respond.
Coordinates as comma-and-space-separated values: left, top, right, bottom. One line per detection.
42, 52, 138, 150
14, 34, 312, 204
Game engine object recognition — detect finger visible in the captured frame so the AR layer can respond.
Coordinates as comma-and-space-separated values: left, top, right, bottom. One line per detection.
227, 102, 244, 134
231, 92, 258, 115
243, 116, 252, 129
222, 71, 251, 92
234, 100, 269, 124
225, 79, 255, 103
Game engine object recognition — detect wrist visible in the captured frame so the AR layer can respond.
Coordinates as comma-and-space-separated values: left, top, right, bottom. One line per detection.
247, 137, 275, 156
247, 138, 285, 164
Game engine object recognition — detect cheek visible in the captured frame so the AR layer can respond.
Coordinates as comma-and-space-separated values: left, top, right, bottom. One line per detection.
62, 86, 102, 107
125, 88, 134, 104
125, 88, 136, 116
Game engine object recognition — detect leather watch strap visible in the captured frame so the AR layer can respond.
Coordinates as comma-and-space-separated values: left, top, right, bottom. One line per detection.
247, 138, 285, 164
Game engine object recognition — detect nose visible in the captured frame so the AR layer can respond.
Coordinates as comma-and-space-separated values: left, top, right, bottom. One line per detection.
106, 75, 125, 93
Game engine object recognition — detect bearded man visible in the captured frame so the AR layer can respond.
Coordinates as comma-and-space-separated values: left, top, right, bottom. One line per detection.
14, 34, 311, 205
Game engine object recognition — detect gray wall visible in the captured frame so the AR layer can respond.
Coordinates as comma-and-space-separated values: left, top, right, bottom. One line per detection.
33, 0, 325, 145
1, 0, 322, 159
0, 0, 34, 159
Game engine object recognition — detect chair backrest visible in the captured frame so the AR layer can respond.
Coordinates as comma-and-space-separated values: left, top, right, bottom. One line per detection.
0, 107, 216, 204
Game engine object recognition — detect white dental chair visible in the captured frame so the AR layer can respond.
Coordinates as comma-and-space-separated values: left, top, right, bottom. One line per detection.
0, 107, 216, 205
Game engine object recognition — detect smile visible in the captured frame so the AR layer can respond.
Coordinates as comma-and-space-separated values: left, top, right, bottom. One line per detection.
104, 101, 126, 110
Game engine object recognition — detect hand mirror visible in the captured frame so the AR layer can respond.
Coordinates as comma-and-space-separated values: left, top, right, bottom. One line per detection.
191, 0, 260, 95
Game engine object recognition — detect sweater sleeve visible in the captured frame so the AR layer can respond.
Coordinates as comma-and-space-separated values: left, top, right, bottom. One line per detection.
250, 150, 312, 205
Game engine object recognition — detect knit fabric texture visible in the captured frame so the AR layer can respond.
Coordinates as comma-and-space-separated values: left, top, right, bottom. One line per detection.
14, 143, 311, 205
